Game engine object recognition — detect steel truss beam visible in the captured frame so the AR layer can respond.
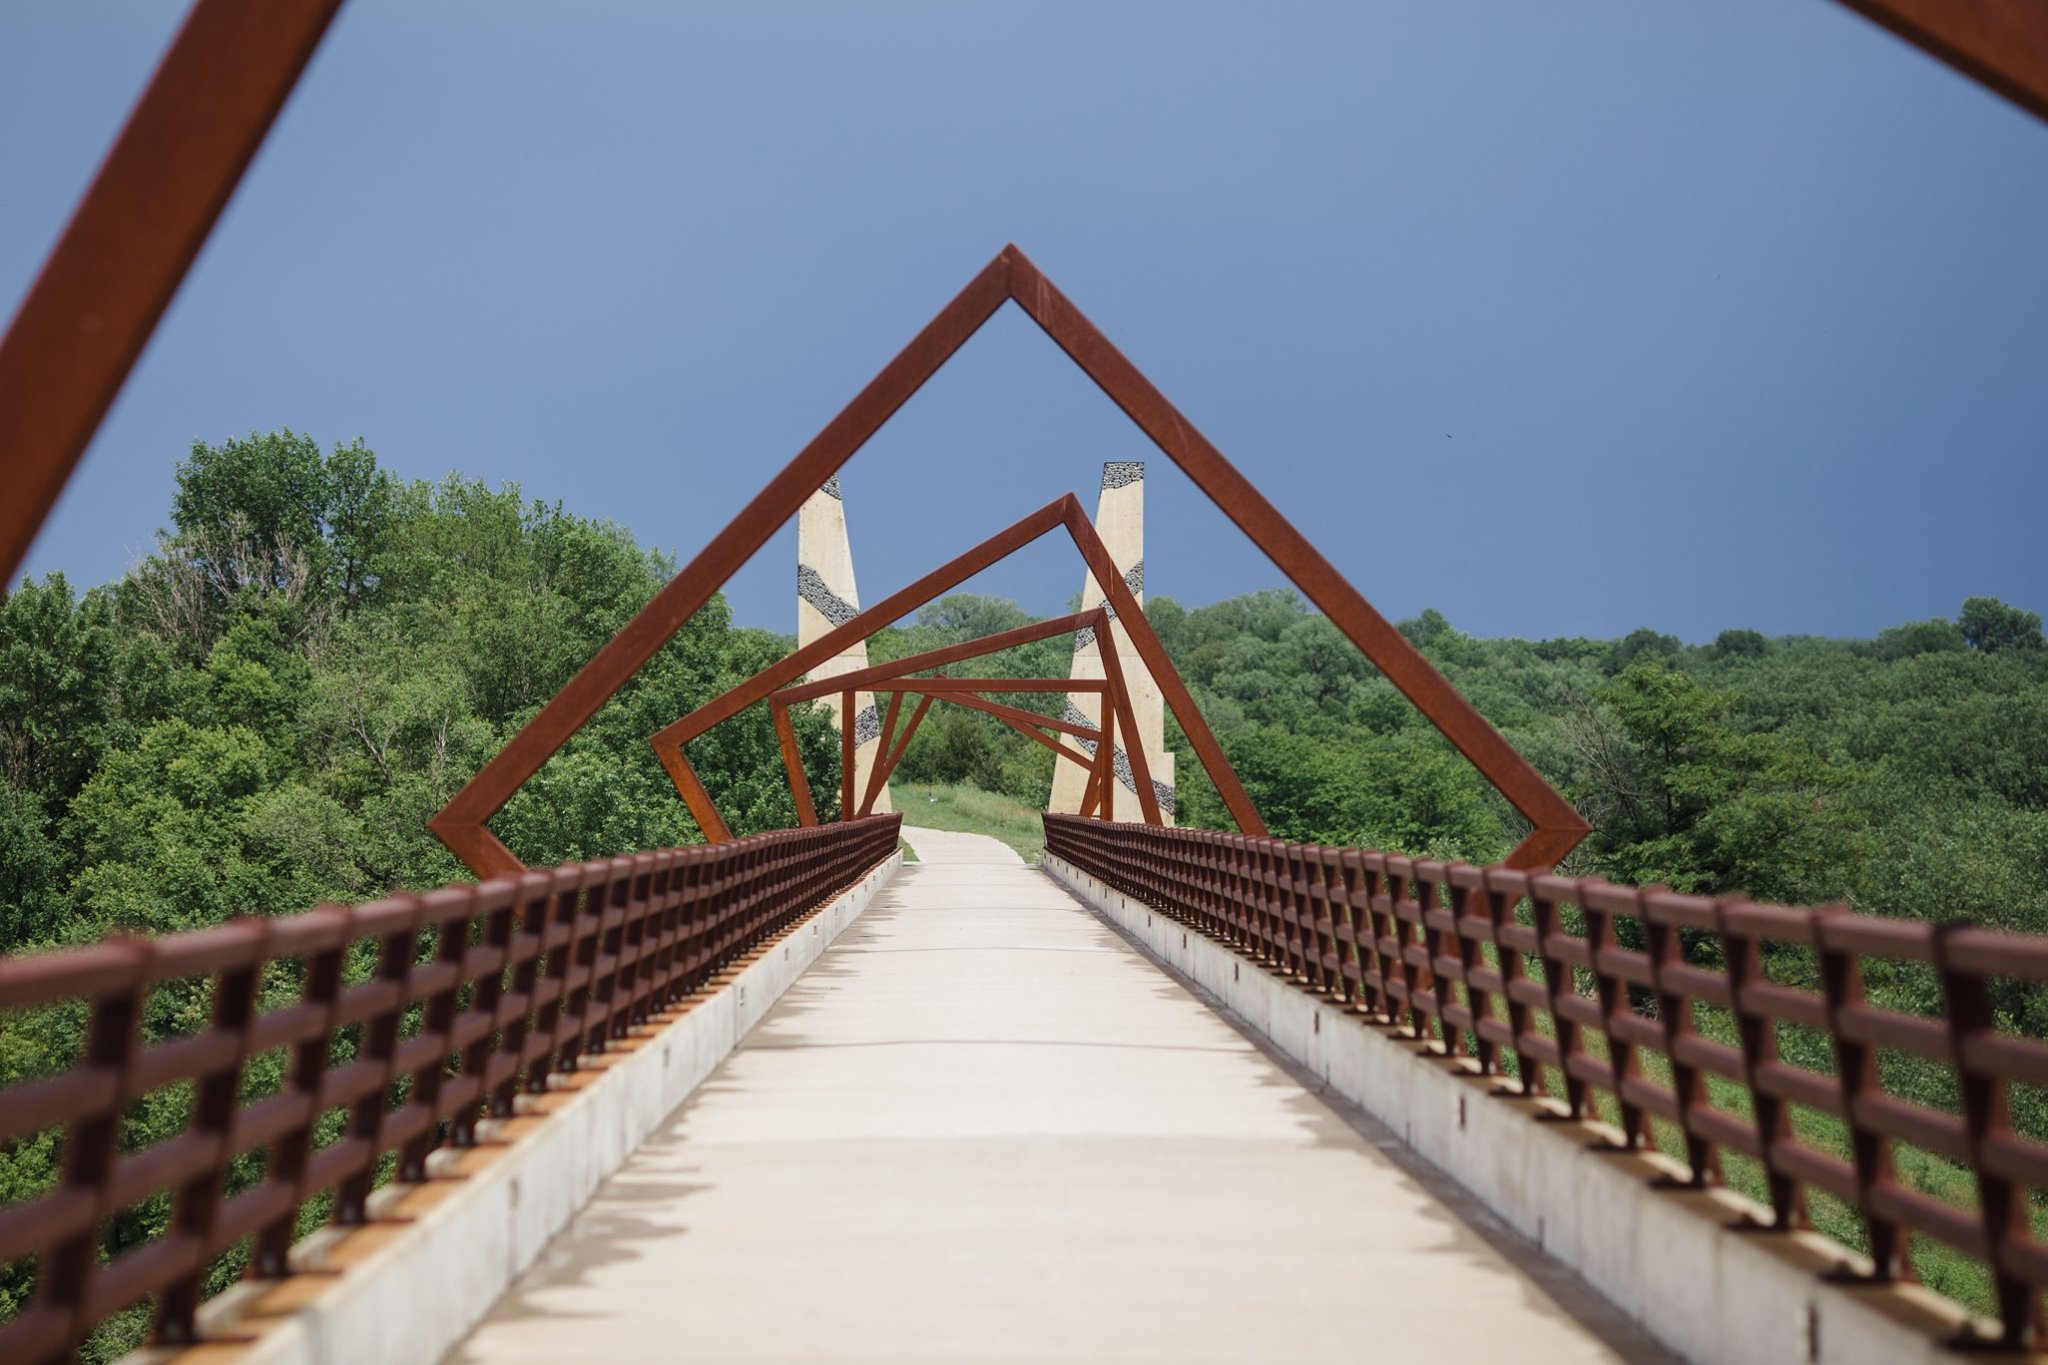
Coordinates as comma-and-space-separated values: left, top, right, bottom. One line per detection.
807, 682, 1110, 821
0, 0, 347, 588
25, 10, 2029, 878
759, 605, 1168, 828
431, 247, 1586, 873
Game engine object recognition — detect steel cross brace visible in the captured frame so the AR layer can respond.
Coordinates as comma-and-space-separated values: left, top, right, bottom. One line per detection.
430, 247, 1589, 874
760, 605, 1154, 826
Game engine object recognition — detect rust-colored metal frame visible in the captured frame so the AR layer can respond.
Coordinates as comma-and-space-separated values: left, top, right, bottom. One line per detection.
432, 248, 1590, 873
620, 499, 1232, 859
0, 0, 348, 590
784, 679, 1119, 822
792, 680, 1122, 823
6, 2, 2038, 869
758, 604, 1172, 828
659, 548, 1187, 843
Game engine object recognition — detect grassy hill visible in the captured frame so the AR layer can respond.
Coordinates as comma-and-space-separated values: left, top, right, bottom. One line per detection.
890, 782, 1047, 862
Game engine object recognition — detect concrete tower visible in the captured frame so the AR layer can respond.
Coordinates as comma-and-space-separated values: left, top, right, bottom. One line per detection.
796, 475, 892, 815
1047, 462, 1174, 823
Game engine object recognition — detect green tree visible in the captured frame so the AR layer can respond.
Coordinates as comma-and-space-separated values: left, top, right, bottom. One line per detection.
1569, 661, 1863, 904
1712, 628, 1767, 660
1960, 596, 2043, 653
1869, 617, 1965, 660
0, 572, 113, 803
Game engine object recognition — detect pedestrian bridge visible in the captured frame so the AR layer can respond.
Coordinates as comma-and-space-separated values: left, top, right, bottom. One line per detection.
4, 813, 2035, 1365
456, 826, 1656, 1365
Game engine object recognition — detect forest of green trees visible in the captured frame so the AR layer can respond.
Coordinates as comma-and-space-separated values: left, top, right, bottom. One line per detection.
6, 432, 2047, 949
880, 563, 2048, 939
3, 433, 2045, 1343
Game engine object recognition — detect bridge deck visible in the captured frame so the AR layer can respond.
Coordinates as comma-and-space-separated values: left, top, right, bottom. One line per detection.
455, 828, 1666, 1363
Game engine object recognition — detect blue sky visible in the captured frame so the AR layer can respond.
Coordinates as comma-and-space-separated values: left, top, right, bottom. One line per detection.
5, 2, 2045, 642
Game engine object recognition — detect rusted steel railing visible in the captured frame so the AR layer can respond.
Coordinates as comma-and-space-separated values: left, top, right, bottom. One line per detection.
0, 814, 900, 1363
1045, 814, 2048, 1346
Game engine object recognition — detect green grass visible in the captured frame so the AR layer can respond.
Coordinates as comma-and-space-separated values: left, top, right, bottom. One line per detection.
889, 782, 1046, 863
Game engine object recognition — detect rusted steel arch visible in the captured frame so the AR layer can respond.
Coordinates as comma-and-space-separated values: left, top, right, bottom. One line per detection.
773, 677, 1117, 824
1834, 1, 2048, 123
642, 503, 1232, 845
789, 681, 1115, 822
756, 603, 1176, 825
853, 687, 1120, 821
433, 248, 1583, 873
0, 0, 347, 589
757, 605, 1171, 822
8, 17, 2036, 875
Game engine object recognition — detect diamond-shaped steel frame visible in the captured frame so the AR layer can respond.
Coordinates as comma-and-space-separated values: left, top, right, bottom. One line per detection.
759, 606, 1162, 827
6, 5, 2041, 880
787, 678, 1123, 826
427, 246, 1589, 875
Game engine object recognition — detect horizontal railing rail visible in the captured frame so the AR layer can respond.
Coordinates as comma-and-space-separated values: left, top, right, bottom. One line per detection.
0, 813, 901, 1364
1044, 814, 2048, 1347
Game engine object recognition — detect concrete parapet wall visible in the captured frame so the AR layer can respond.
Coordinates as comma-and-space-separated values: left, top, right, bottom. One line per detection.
134, 854, 901, 1365
1044, 854, 2003, 1365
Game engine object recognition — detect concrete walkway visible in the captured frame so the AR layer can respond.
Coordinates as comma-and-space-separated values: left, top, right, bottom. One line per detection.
454, 827, 1668, 1364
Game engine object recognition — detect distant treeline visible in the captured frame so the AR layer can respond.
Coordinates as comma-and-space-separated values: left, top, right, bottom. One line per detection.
877, 584, 2047, 940
7, 433, 2043, 953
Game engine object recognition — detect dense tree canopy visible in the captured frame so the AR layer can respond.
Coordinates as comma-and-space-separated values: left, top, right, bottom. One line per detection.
0, 435, 837, 960
866, 582, 2048, 940
3, 431, 2045, 1349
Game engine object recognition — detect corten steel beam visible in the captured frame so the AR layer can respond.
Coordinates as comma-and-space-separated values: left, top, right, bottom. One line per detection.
853, 686, 1104, 815
1078, 754, 1103, 819
0, 0, 348, 588
859, 684, 1107, 769
859, 691, 909, 815
968, 703, 1100, 770
843, 678, 1103, 693
427, 255, 1018, 875
1001, 250, 1586, 869
643, 497, 1195, 845
858, 692, 935, 816
1105, 695, 1122, 822
437, 248, 1575, 873
775, 675, 1117, 826
912, 690, 1104, 742
770, 608, 1118, 827
770, 700, 817, 825
1831, 0, 2048, 122
839, 690, 856, 819
775, 610, 1102, 705
771, 607, 1132, 812
699, 592, 1161, 827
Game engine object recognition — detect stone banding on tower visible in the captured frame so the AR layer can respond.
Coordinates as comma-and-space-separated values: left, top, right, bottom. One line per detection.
1049, 462, 1174, 823
797, 478, 892, 814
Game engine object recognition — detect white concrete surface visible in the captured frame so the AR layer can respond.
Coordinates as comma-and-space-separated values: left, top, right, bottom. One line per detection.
1046, 854, 2000, 1365
455, 830, 1667, 1364
137, 855, 900, 1365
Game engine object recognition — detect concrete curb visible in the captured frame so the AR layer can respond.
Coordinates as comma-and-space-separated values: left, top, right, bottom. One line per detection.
136, 853, 900, 1365
1044, 854, 2006, 1365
